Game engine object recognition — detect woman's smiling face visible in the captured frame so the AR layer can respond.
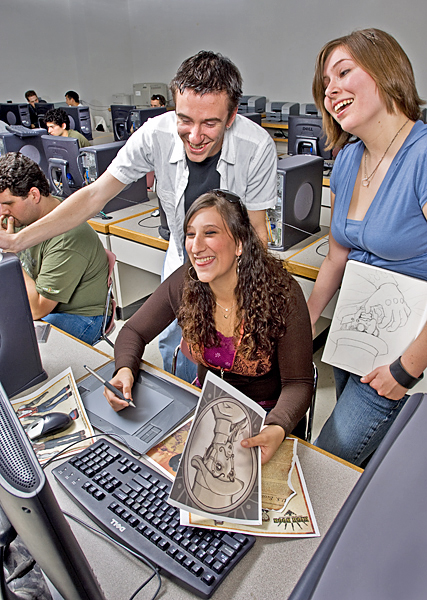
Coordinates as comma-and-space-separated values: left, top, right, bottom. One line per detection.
185, 206, 242, 287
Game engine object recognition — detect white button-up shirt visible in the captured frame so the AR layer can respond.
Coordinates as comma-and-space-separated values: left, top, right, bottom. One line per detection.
108, 111, 277, 278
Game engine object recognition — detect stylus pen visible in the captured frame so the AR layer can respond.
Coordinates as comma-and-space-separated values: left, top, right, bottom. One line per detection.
83, 365, 136, 408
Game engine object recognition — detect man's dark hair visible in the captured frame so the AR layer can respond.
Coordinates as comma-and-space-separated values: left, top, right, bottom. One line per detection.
170, 51, 243, 116
65, 90, 80, 103
45, 107, 70, 130
151, 94, 166, 106
25, 90, 38, 101
0, 153, 50, 197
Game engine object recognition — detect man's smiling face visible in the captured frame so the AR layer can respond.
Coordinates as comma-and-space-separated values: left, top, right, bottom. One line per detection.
175, 89, 237, 163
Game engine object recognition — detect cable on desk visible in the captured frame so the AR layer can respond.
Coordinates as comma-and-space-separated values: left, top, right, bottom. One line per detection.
137, 214, 160, 230
63, 511, 162, 600
315, 239, 329, 257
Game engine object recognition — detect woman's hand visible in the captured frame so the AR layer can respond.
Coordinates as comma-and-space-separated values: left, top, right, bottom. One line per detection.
240, 424, 285, 465
103, 367, 134, 411
361, 365, 407, 400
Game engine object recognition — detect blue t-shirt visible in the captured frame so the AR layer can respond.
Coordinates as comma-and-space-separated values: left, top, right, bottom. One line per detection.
330, 120, 427, 281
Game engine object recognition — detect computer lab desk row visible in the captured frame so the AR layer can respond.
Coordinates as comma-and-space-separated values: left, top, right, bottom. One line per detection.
23, 327, 361, 600
88, 198, 336, 325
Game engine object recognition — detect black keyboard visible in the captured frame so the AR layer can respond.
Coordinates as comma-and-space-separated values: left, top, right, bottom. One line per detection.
5, 124, 45, 137
52, 439, 255, 598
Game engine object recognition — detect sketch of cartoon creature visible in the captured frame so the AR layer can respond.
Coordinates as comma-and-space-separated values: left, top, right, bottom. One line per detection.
191, 402, 247, 509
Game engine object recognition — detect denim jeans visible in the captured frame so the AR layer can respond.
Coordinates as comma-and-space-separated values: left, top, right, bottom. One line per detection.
314, 366, 409, 466
158, 319, 198, 383
42, 313, 104, 346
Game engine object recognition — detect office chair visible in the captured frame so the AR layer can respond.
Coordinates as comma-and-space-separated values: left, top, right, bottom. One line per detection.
96, 249, 117, 348
171, 342, 318, 444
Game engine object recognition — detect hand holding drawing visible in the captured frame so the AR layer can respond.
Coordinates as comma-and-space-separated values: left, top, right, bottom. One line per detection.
364, 283, 411, 332
103, 367, 135, 411
241, 424, 285, 465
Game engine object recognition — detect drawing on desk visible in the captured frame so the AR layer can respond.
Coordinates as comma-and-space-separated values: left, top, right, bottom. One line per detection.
145, 417, 192, 481
182, 438, 320, 538
323, 261, 427, 389
169, 372, 265, 525
11, 367, 95, 464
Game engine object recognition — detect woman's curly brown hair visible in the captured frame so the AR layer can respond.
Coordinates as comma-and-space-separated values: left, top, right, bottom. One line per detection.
177, 192, 294, 360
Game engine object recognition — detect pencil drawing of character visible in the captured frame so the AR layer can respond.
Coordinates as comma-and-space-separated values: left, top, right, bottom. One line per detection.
191, 401, 248, 509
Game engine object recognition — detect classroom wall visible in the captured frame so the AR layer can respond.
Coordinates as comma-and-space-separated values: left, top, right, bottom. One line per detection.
1, 0, 426, 124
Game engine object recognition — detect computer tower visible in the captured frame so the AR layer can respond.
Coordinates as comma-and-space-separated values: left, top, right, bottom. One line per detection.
0, 129, 49, 175
80, 141, 149, 212
62, 106, 93, 140
0, 103, 32, 128
128, 107, 167, 132
268, 155, 323, 251
287, 115, 332, 160
110, 104, 136, 141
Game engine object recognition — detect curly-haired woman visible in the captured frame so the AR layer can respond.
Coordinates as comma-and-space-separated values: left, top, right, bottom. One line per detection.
105, 191, 313, 464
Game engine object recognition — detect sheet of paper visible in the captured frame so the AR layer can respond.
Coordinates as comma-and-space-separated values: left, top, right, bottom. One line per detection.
181, 438, 320, 538
145, 417, 193, 481
168, 371, 265, 525
11, 367, 95, 464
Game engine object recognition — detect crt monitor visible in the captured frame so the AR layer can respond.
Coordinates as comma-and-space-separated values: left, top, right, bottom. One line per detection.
41, 135, 85, 197
111, 104, 136, 141
287, 115, 332, 160
62, 106, 93, 140
0, 252, 47, 398
0, 129, 49, 174
80, 141, 149, 213
35, 102, 55, 128
0, 380, 106, 600
0, 104, 31, 128
128, 106, 167, 131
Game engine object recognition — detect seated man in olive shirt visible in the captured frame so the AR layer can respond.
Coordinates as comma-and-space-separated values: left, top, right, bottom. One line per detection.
44, 107, 91, 148
0, 152, 108, 344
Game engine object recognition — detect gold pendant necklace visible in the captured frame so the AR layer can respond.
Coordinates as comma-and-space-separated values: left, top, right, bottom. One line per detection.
362, 119, 409, 187
215, 300, 236, 319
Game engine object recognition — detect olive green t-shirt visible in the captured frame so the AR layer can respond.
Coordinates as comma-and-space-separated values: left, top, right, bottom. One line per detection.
68, 129, 91, 148
19, 222, 108, 316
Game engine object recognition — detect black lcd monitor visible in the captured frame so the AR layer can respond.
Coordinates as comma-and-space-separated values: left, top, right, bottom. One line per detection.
0, 104, 31, 128
0, 380, 106, 600
288, 391, 427, 600
62, 106, 93, 140
0, 252, 47, 398
287, 115, 332, 160
111, 104, 136, 141
80, 141, 149, 213
0, 129, 49, 174
41, 135, 85, 197
128, 106, 167, 132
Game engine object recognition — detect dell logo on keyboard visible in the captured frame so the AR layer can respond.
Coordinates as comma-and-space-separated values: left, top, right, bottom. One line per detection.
111, 518, 126, 533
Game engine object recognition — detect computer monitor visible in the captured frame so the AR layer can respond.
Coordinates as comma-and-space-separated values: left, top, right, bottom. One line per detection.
287, 115, 332, 160
0, 104, 31, 128
41, 135, 85, 197
128, 106, 167, 132
35, 102, 55, 129
62, 106, 93, 141
110, 105, 136, 141
0, 129, 49, 174
243, 112, 262, 126
0, 252, 47, 398
0, 380, 106, 600
80, 141, 149, 213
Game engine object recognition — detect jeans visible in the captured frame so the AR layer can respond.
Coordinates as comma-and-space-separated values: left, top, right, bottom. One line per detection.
158, 319, 198, 383
314, 366, 409, 467
42, 313, 104, 346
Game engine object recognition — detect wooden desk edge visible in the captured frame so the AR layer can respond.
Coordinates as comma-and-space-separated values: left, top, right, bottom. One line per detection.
108, 224, 169, 250
88, 207, 158, 234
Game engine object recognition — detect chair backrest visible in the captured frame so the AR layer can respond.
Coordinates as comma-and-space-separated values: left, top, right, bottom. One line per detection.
100, 249, 117, 346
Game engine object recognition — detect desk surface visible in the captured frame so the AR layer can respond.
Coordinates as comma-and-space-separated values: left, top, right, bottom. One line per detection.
88, 199, 158, 234
109, 210, 169, 251
37, 329, 361, 600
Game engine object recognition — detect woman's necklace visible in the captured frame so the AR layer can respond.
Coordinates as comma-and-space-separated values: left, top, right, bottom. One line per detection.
362, 119, 409, 187
215, 300, 236, 319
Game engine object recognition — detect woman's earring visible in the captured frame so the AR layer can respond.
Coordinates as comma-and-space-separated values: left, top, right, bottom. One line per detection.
188, 265, 199, 282
236, 255, 241, 276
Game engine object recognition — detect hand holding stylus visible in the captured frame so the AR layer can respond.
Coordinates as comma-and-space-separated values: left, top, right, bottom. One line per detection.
84, 365, 135, 411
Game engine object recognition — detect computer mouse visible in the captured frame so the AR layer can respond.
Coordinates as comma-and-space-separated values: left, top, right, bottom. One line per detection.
26, 412, 74, 441
152, 209, 160, 217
